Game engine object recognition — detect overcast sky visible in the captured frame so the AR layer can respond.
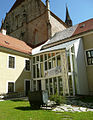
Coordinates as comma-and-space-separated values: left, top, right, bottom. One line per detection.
0, 0, 93, 27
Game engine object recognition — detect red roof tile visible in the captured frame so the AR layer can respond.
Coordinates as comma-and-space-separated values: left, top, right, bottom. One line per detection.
0, 33, 32, 55
72, 18, 93, 36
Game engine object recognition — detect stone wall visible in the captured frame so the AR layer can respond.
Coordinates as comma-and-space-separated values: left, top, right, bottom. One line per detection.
3, 0, 66, 48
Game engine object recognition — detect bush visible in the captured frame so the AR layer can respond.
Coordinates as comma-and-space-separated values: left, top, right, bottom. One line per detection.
49, 94, 66, 105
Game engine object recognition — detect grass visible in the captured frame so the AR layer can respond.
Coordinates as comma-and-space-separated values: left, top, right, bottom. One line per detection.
0, 99, 93, 120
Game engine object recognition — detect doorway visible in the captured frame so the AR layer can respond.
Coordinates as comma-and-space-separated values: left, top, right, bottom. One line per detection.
37, 80, 41, 91
25, 80, 30, 96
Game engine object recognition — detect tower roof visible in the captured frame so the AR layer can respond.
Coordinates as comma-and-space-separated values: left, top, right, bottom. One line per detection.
65, 6, 72, 27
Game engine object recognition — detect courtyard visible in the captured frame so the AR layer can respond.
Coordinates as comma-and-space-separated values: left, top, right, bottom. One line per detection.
0, 98, 93, 120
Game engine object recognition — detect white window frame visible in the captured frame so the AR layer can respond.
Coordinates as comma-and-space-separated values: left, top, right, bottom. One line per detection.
24, 58, 31, 71
7, 54, 16, 69
6, 81, 15, 93
85, 48, 93, 66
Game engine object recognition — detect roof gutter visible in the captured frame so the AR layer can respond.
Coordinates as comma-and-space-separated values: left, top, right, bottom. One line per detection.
0, 45, 32, 57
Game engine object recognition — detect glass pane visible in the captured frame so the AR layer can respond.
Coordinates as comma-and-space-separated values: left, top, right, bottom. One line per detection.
49, 78, 52, 95
33, 57, 35, 64
67, 50, 71, 72
40, 63, 44, 77
40, 55, 43, 62
52, 53, 55, 57
8, 82, 14, 93
72, 54, 75, 72
53, 77, 57, 94
33, 65, 36, 78
91, 50, 93, 57
52, 57, 56, 68
45, 61, 47, 70
71, 46, 75, 53
44, 54, 47, 60
48, 60, 52, 69
69, 76, 73, 95
88, 58, 92, 65
48, 53, 51, 59
36, 56, 39, 62
45, 79, 48, 91
87, 51, 91, 58
25, 60, 30, 71
92, 58, 93, 64
33, 81, 36, 91
58, 76, 63, 95
37, 64, 40, 78
9, 56, 15, 68
57, 55, 61, 66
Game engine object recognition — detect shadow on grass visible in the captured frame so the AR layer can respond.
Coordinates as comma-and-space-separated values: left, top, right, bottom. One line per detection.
15, 106, 42, 111
11, 99, 28, 102
15, 106, 32, 111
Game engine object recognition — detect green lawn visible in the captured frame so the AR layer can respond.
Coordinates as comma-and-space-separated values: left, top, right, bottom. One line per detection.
0, 99, 93, 120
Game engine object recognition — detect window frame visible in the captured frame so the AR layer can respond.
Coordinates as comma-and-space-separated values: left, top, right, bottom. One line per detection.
6, 81, 15, 93
24, 58, 31, 71
8, 55, 16, 69
85, 49, 93, 66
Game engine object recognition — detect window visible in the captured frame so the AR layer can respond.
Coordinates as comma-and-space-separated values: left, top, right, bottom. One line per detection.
8, 56, 15, 68
33, 81, 36, 91
58, 76, 63, 95
33, 65, 36, 78
25, 60, 30, 71
86, 50, 93, 65
45, 79, 48, 91
8, 82, 14, 93
57, 55, 61, 66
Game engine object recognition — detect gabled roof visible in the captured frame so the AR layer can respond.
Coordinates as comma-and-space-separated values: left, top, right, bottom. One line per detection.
0, 33, 32, 55
42, 18, 93, 49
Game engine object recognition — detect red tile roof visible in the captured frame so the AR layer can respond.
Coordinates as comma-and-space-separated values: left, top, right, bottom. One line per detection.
0, 33, 32, 55
72, 18, 93, 36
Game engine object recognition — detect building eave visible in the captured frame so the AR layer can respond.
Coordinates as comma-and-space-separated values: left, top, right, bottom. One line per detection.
42, 30, 93, 50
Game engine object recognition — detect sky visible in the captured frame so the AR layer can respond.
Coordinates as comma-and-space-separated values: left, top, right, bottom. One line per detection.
0, 0, 93, 27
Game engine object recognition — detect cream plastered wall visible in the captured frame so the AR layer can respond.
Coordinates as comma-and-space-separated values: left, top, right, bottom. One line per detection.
83, 34, 93, 94
0, 48, 31, 94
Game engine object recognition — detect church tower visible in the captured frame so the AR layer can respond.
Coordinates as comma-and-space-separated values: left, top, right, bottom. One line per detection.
65, 6, 72, 27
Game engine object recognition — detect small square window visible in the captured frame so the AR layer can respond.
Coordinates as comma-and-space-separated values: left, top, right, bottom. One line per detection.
86, 50, 93, 65
25, 60, 30, 71
8, 82, 14, 93
8, 56, 15, 68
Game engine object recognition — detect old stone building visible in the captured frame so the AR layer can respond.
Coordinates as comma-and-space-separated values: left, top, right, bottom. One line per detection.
1, 0, 68, 48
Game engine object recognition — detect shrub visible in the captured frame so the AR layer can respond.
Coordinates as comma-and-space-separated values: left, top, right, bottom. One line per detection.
49, 94, 66, 105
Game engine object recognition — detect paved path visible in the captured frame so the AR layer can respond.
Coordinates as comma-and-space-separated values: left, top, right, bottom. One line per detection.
52, 104, 93, 112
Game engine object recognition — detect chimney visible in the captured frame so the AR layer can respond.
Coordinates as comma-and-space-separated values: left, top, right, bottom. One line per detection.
1, 29, 6, 35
